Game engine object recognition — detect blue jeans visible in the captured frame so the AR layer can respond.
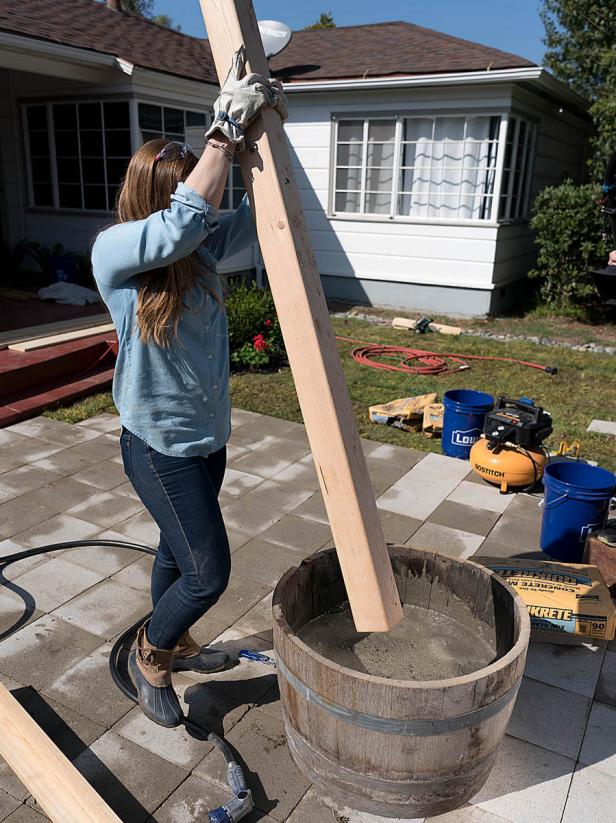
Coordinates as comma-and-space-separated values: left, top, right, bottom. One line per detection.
119, 428, 230, 649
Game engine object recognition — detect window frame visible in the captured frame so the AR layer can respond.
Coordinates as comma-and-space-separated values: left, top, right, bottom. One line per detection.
498, 115, 538, 223
21, 98, 212, 215
136, 101, 208, 145
22, 98, 133, 215
328, 111, 536, 226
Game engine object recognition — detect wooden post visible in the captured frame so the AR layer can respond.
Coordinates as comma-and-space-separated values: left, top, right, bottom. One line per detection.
0, 683, 121, 823
199, 0, 402, 631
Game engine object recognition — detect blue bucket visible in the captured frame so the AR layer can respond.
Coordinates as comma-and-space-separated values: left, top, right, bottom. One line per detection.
541, 462, 616, 562
442, 389, 494, 460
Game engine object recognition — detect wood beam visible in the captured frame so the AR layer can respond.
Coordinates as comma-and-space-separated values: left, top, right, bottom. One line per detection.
0, 683, 121, 823
199, 0, 403, 631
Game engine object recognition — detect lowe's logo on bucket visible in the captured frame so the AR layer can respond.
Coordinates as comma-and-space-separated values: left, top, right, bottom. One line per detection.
451, 428, 481, 447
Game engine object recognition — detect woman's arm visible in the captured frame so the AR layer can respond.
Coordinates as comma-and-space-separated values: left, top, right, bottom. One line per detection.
184, 136, 235, 208
93, 138, 235, 291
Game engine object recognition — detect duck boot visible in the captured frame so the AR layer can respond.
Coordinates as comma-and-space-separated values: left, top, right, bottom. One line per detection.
171, 630, 232, 674
128, 623, 183, 728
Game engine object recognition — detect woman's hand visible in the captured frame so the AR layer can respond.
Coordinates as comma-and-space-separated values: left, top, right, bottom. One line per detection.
609, 250, 616, 266
205, 46, 288, 150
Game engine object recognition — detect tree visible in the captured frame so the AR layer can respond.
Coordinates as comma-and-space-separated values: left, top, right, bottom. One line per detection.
151, 14, 181, 31
305, 12, 336, 30
541, 0, 616, 178
122, 0, 154, 15
120, 0, 179, 30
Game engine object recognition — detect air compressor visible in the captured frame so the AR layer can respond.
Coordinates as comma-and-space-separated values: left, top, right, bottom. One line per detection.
470, 397, 553, 493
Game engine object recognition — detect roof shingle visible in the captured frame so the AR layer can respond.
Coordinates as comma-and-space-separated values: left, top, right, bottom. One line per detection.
0, 2, 535, 86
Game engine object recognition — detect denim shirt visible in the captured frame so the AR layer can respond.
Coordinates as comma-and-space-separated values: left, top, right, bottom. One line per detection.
92, 182, 256, 457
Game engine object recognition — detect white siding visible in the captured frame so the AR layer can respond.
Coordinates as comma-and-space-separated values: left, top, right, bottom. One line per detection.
491, 85, 592, 286
283, 83, 589, 302
285, 85, 512, 293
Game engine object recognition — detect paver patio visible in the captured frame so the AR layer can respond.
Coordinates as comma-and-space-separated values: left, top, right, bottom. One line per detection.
0, 411, 614, 823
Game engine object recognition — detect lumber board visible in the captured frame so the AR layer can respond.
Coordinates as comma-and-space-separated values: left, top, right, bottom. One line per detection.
0, 683, 121, 823
0, 314, 111, 350
392, 317, 462, 336
199, 0, 403, 631
9, 323, 116, 352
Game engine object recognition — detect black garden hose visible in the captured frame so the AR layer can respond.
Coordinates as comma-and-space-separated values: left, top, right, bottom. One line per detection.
0, 539, 253, 823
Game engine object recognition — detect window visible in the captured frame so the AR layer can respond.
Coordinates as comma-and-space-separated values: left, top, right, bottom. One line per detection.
24, 101, 131, 211
499, 116, 535, 221
138, 103, 207, 145
221, 158, 245, 211
399, 116, 500, 220
333, 114, 520, 222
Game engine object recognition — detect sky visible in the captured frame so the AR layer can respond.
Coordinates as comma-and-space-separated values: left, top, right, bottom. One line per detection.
152, 0, 546, 65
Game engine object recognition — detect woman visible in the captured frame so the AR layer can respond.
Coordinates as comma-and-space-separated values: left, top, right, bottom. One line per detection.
92, 51, 285, 728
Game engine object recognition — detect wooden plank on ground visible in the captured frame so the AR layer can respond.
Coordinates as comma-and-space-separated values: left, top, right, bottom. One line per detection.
0, 683, 121, 823
199, 0, 403, 631
0, 314, 111, 350
9, 323, 116, 352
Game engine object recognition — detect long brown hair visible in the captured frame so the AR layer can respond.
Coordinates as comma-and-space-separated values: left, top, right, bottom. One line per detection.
116, 138, 215, 347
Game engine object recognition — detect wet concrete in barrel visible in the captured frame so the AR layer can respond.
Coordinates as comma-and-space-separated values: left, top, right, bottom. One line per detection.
298, 600, 497, 681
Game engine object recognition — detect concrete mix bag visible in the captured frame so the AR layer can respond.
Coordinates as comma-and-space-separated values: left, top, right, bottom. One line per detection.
476, 557, 616, 641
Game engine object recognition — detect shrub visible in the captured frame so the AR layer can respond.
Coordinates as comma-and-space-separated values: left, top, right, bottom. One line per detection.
528, 180, 608, 307
225, 282, 286, 371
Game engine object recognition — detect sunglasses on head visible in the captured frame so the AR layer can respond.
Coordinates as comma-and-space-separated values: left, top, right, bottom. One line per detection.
154, 141, 197, 165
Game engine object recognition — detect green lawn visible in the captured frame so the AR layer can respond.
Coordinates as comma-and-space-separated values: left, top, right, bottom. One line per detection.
45, 317, 616, 472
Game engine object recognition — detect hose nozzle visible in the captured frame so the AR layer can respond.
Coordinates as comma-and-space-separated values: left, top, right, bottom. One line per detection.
208, 790, 254, 822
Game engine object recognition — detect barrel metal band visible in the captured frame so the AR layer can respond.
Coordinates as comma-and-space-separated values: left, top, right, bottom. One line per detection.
277, 657, 520, 736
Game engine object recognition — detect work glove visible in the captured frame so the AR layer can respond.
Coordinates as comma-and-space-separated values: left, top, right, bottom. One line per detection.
205, 46, 288, 151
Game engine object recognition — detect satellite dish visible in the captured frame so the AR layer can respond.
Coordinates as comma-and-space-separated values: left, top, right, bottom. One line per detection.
258, 20, 292, 58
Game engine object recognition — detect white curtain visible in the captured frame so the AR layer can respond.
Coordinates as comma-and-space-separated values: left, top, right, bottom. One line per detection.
400, 116, 498, 220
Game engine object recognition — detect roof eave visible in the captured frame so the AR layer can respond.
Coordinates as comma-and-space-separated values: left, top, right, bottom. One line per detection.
282, 65, 589, 111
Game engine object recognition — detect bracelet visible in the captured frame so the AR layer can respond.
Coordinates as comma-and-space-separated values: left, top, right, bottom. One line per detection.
206, 140, 234, 163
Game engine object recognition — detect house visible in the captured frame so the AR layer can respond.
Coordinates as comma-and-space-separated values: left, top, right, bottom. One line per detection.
0, 0, 591, 318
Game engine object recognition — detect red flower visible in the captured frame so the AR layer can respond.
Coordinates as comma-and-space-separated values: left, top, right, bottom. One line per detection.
264, 319, 272, 327
253, 333, 268, 352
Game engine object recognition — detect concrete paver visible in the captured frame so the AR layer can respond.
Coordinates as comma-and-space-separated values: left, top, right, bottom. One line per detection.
10, 513, 100, 549
0, 614, 102, 691
259, 514, 331, 555
52, 579, 152, 639
2, 805, 48, 822
1, 412, 612, 823
0, 466, 61, 499
427, 500, 500, 536
288, 786, 420, 822
578, 700, 616, 777
194, 708, 311, 822
70, 459, 128, 491
72, 730, 188, 823
42, 642, 134, 728
64, 490, 143, 529
406, 522, 483, 558
150, 773, 276, 822
232, 539, 303, 588
523, 640, 605, 698
469, 734, 574, 823
10, 557, 104, 612
561, 763, 615, 823
507, 677, 591, 759
0, 497, 57, 540
596, 648, 616, 707
447, 481, 514, 514
222, 481, 312, 535
230, 437, 310, 479
0, 789, 21, 821
7, 418, 100, 447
